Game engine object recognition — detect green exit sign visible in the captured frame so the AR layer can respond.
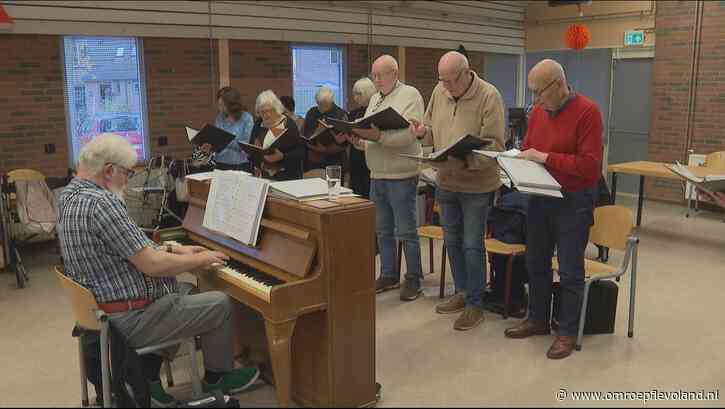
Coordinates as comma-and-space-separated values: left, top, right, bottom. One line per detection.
624, 30, 645, 46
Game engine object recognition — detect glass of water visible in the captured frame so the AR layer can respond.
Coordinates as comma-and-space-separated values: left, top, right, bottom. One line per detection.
325, 165, 342, 201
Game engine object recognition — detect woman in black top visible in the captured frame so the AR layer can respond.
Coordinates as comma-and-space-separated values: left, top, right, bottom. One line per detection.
250, 90, 305, 181
342, 78, 377, 198
303, 86, 348, 172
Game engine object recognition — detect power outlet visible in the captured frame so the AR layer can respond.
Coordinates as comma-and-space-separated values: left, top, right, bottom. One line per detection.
158, 136, 168, 146
44, 143, 56, 154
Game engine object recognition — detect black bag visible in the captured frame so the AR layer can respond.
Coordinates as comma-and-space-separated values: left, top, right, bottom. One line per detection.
552, 280, 618, 334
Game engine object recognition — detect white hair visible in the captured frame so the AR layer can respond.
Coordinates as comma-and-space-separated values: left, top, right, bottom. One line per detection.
78, 133, 136, 175
315, 86, 335, 104
255, 90, 285, 116
352, 77, 377, 106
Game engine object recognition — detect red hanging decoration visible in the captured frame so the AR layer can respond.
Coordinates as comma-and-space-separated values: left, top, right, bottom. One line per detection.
0, 5, 15, 29
564, 23, 591, 50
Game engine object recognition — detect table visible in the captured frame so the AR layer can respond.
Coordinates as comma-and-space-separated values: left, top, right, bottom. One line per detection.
607, 161, 725, 226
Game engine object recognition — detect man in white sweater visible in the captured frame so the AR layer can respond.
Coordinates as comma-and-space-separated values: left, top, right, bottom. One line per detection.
344, 55, 425, 301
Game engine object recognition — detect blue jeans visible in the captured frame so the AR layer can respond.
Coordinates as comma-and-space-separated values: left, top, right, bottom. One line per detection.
370, 177, 422, 282
436, 188, 491, 308
526, 187, 596, 336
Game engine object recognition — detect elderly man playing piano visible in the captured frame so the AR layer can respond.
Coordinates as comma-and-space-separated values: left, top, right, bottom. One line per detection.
57, 134, 259, 407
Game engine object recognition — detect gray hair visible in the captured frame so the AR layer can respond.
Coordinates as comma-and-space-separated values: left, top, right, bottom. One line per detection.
78, 133, 137, 175
255, 90, 285, 116
352, 77, 377, 106
315, 86, 335, 104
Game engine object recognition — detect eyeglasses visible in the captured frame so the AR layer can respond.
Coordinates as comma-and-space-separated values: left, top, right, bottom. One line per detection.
369, 70, 394, 81
530, 78, 559, 98
107, 163, 135, 179
438, 69, 464, 85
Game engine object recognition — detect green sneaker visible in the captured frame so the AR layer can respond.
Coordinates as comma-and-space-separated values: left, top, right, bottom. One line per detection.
149, 380, 177, 408
203, 366, 260, 394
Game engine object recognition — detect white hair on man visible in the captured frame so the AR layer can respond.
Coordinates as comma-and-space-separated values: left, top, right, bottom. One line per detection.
315, 86, 335, 104
78, 133, 137, 175
255, 89, 285, 116
352, 77, 377, 106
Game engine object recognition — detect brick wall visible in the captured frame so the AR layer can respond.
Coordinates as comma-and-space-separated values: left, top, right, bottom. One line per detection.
229, 40, 292, 115
405, 47, 485, 105
0, 34, 489, 175
144, 37, 218, 159
346, 45, 398, 109
649, 1, 725, 201
0, 35, 68, 177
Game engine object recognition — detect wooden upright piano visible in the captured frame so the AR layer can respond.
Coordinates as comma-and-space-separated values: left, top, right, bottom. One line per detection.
154, 178, 378, 407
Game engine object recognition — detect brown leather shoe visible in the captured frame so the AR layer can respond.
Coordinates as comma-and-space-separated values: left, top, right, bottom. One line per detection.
504, 319, 550, 339
547, 336, 576, 359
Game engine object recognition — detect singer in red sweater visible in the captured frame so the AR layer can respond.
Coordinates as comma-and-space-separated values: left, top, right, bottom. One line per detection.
504, 59, 603, 360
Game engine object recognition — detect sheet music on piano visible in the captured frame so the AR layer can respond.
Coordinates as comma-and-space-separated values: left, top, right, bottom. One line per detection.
202, 170, 269, 246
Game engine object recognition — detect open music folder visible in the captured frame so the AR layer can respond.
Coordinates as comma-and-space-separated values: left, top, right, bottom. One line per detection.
666, 161, 725, 192
302, 119, 337, 145
325, 107, 409, 134
185, 125, 236, 153
238, 127, 297, 162
474, 149, 562, 198
400, 134, 494, 162
202, 170, 269, 246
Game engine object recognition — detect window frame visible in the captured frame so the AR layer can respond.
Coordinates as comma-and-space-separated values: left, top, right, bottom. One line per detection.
61, 36, 151, 167
291, 43, 347, 116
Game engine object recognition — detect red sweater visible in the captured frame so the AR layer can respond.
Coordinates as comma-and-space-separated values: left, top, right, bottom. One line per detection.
522, 94, 603, 192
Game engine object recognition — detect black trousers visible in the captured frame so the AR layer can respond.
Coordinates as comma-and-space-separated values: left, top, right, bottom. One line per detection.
526, 187, 596, 336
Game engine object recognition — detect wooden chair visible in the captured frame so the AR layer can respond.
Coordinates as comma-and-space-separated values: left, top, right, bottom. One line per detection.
484, 238, 526, 319
54, 266, 202, 407
395, 202, 448, 299
303, 169, 325, 179
551, 205, 640, 351
690, 151, 725, 220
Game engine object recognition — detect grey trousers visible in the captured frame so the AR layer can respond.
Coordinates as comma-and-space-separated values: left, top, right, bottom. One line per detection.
109, 283, 235, 373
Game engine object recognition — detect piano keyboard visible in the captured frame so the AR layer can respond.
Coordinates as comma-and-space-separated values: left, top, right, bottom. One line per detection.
163, 240, 284, 303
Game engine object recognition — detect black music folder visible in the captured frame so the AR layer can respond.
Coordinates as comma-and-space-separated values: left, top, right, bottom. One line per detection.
325, 107, 410, 133
400, 134, 494, 162
238, 127, 296, 162
302, 119, 337, 145
185, 125, 236, 153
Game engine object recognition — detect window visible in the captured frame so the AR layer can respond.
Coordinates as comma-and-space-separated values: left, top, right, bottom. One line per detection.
292, 45, 345, 117
63, 36, 149, 165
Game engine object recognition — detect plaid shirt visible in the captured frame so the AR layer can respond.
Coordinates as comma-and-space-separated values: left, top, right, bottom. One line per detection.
58, 178, 177, 304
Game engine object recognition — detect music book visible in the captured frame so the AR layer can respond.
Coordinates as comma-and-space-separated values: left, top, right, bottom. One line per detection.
202, 170, 269, 246
185, 170, 248, 182
238, 127, 296, 162
473, 151, 562, 198
185, 125, 236, 153
666, 161, 725, 192
302, 119, 337, 145
325, 107, 409, 134
400, 135, 494, 162
268, 178, 355, 201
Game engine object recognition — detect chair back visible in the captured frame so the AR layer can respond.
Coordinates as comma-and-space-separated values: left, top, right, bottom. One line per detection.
589, 205, 634, 251
54, 265, 101, 331
303, 169, 325, 179
8, 169, 46, 182
704, 151, 725, 169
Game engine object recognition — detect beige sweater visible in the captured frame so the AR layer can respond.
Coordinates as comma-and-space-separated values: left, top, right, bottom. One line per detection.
421, 72, 506, 193
363, 81, 424, 180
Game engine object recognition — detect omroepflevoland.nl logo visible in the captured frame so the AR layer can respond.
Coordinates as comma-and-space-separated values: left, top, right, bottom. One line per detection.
558, 388, 720, 402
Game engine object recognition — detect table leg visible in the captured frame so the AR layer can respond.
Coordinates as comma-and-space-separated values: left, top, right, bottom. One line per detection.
636, 175, 645, 227
610, 172, 618, 205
